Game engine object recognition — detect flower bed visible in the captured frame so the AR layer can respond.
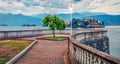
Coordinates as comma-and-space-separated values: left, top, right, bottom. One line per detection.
0, 40, 33, 64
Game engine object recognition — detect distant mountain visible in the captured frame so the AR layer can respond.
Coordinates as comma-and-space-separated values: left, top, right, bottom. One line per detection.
58, 12, 108, 20
32, 12, 108, 20
0, 13, 42, 26
0, 12, 120, 26
32, 12, 120, 26
32, 13, 49, 19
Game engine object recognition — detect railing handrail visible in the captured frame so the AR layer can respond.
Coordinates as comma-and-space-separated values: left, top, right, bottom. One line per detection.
0, 28, 106, 32
68, 30, 120, 64
73, 30, 107, 36
0, 29, 45, 32
0, 28, 71, 39
0, 28, 72, 32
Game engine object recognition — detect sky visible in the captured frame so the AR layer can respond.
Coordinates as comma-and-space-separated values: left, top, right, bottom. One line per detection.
0, 0, 120, 15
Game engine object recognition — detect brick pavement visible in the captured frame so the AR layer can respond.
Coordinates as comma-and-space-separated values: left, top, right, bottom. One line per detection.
15, 39, 68, 64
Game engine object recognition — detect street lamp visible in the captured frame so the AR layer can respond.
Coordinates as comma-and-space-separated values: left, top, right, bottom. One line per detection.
69, 3, 73, 35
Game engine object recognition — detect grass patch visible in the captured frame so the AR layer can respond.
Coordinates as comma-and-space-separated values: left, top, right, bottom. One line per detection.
46, 36, 66, 41
0, 40, 33, 64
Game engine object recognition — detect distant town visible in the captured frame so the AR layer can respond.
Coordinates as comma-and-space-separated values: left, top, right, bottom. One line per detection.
22, 24, 36, 27
65, 18, 105, 28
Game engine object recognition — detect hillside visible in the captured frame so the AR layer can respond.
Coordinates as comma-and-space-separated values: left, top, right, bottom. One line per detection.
0, 13, 120, 26
0, 13, 42, 26
32, 12, 107, 20
32, 12, 120, 26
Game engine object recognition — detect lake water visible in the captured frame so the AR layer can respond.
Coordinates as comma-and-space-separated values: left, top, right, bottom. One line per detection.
105, 26, 120, 58
0, 26, 120, 58
0, 26, 48, 31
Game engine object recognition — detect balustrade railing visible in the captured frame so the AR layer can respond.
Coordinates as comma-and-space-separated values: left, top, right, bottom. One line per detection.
0, 28, 105, 39
68, 30, 120, 64
73, 30, 107, 41
0, 28, 72, 39
0, 30, 39, 39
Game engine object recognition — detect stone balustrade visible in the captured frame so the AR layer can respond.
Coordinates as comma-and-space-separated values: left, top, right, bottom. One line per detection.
68, 30, 120, 64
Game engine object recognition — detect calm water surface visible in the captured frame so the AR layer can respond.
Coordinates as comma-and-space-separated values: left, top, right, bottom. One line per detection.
105, 26, 120, 58
0, 26, 46, 31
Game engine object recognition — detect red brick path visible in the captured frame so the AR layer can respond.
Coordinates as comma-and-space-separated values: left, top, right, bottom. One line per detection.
15, 40, 68, 64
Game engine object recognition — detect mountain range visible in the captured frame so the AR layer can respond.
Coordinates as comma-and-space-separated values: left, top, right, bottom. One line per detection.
32, 12, 120, 25
0, 12, 120, 26
32, 12, 108, 20
0, 13, 42, 26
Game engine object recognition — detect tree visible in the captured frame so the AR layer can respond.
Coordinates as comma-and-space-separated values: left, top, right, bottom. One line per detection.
43, 15, 66, 37
72, 18, 81, 28
101, 21, 104, 25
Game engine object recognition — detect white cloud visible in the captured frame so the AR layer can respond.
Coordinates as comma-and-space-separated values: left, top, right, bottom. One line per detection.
12, 1, 25, 7
72, 0, 120, 15
0, 0, 120, 15
90, 0, 120, 14
73, 0, 91, 12
91, 5, 120, 14
0, 1, 9, 6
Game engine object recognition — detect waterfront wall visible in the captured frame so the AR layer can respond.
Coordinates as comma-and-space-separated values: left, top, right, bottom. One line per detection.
74, 30, 109, 54
0, 28, 97, 39
68, 30, 120, 64
0, 28, 109, 54
0, 29, 71, 39
80, 36, 109, 53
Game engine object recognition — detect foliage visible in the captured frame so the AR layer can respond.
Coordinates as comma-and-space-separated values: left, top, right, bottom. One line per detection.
79, 20, 89, 28
43, 15, 66, 37
72, 18, 81, 28
0, 40, 33, 64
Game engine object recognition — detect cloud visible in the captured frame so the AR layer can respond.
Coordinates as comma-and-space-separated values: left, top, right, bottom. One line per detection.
24, 2, 39, 7
89, 0, 120, 14
0, 0, 120, 15
0, 1, 9, 6
12, 1, 25, 7
113, 2, 120, 5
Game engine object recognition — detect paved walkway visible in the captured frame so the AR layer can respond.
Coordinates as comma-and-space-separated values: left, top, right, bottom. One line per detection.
15, 39, 68, 64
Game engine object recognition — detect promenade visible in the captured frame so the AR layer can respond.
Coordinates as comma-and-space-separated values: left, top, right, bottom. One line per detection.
4, 30, 120, 64
14, 36, 68, 64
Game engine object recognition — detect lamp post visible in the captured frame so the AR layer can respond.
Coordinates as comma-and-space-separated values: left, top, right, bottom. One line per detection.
70, 3, 73, 35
